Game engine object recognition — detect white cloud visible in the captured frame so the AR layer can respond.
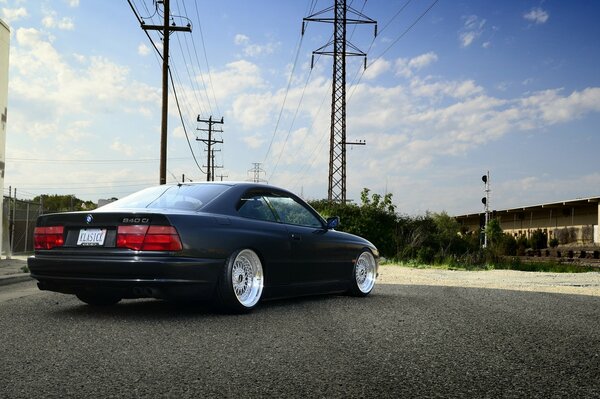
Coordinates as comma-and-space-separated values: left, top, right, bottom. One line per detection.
67, 0, 80, 7
459, 15, 486, 47
111, 138, 134, 156
409, 52, 438, 69
172, 126, 185, 139
57, 17, 74, 30
137, 43, 150, 56
233, 33, 279, 57
524, 7, 549, 25
395, 51, 438, 78
521, 87, 600, 124
1, 7, 28, 23
41, 10, 74, 30
244, 42, 279, 57
10, 28, 159, 116
242, 134, 265, 150
363, 59, 391, 80
409, 77, 484, 99
208, 60, 265, 101
234, 34, 250, 45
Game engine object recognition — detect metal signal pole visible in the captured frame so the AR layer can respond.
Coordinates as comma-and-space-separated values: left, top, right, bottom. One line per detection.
482, 171, 490, 248
303, 0, 376, 202
141, 0, 191, 185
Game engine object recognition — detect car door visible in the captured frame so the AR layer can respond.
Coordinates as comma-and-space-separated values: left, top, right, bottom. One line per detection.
235, 193, 292, 287
265, 194, 344, 285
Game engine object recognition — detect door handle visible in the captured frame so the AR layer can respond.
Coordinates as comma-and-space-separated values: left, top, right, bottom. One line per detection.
290, 233, 302, 241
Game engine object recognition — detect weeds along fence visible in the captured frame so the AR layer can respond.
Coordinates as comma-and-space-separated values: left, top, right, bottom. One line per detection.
2, 196, 43, 256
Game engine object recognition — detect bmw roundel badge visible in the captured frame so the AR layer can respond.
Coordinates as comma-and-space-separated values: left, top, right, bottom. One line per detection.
85, 214, 93, 224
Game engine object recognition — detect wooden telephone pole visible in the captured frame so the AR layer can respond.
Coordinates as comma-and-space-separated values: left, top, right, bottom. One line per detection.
141, 0, 191, 185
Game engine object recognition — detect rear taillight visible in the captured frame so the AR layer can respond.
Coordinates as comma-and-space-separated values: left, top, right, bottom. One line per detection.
116, 225, 182, 251
34, 226, 65, 250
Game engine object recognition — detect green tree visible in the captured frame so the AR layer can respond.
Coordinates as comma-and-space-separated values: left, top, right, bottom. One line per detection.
34, 194, 96, 213
530, 229, 548, 250
431, 211, 461, 258
310, 188, 398, 257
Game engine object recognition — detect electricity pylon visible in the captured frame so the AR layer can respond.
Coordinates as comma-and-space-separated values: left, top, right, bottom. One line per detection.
303, 0, 376, 202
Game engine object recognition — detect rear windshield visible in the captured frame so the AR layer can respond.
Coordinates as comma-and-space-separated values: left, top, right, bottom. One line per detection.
100, 184, 231, 211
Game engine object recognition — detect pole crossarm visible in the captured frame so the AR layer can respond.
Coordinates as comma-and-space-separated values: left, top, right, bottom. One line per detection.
141, 24, 191, 32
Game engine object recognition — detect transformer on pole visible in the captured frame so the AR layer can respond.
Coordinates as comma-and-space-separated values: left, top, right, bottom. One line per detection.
303, 0, 376, 203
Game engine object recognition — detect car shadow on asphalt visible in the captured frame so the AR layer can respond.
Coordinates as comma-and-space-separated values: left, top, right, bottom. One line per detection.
48, 291, 385, 320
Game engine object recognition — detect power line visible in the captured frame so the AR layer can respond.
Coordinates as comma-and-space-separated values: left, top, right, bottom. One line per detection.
167, 66, 206, 176
192, 0, 221, 116
291, 87, 332, 191
262, 33, 305, 165
6, 157, 189, 163
127, 0, 163, 59
347, 0, 438, 104
268, 66, 315, 181
177, 0, 215, 116
373, 0, 438, 62
173, 29, 208, 117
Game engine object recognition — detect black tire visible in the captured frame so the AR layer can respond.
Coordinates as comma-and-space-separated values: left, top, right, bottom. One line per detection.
348, 250, 377, 297
76, 293, 122, 306
215, 249, 264, 313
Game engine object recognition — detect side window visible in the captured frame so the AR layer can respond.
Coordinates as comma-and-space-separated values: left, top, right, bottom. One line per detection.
237, 196, 277, 222
266, 196, 323, 228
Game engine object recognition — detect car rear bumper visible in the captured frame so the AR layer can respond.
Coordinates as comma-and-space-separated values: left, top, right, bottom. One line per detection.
28, 254, 224, 300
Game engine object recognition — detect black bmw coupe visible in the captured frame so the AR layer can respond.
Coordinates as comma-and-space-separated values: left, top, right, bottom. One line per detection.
28, 182, 379, 312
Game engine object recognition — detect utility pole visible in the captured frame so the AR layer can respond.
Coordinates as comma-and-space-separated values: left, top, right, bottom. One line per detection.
303, 0, 376, 202
248, 163, 267, 183
141, 0, 191, 185
196, 116, 224, 181
209, 148, 223, 181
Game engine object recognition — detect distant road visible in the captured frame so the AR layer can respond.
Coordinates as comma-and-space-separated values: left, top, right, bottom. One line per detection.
1, 279, 599, 398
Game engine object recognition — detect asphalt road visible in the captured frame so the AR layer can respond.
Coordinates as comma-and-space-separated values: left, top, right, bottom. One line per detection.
1, 281, 599, 398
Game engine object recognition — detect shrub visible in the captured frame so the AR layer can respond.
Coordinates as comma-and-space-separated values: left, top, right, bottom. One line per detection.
530, 229, 548, 250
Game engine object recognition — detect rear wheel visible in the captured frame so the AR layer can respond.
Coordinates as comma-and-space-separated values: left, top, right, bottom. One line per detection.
215, 249, 264, 313
76, 292, 122, 306
349, 250, 377, 297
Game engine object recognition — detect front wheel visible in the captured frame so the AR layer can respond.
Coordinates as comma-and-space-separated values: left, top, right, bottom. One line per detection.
349, 250, 377, 297
215, 249, 264, 313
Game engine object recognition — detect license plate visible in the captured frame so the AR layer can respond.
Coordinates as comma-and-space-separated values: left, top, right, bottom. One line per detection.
77, 228, 107, 246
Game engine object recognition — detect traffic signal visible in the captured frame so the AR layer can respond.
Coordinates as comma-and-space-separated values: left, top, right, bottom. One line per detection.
481, 197, 486, 205
482, 175, 487, 183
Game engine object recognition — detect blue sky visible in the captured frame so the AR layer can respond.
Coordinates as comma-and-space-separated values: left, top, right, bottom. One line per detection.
1, 0, 599, 215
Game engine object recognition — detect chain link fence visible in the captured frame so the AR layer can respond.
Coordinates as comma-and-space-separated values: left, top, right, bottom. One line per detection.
2, 196, 43, 256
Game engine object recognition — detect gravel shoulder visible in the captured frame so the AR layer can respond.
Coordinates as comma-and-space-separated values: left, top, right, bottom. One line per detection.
378, 265, 600, 296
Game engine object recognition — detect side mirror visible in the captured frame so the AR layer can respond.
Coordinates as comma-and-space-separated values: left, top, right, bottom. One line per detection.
326, 216, 340, 230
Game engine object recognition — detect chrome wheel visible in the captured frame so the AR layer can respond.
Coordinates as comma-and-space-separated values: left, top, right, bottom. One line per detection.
355, 251, 376, 294
231, 249, 264, 308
